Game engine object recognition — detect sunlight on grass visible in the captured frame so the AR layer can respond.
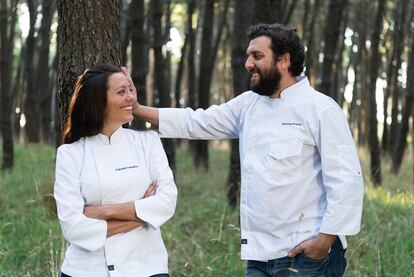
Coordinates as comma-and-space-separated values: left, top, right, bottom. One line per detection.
366, 186, 414, 207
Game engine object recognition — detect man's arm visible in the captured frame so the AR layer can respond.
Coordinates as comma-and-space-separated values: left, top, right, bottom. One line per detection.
317, 105, 364, 235
133, 104, 159, 126
289, 104, 363, 259
122, 66, 245, 140
288, 233, 337, 259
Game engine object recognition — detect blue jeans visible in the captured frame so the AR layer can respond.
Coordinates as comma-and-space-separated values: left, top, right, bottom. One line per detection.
246, 237, 347, 277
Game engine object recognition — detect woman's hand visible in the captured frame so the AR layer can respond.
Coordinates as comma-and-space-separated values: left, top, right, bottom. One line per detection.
84, 205, 108, 220
144, 181, 158, 198
83, 181, 158, 220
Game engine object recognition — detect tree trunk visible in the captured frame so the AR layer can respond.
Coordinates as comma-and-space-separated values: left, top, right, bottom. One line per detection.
318, 0, 348, 99
387, 0, 409, 154
37, 0, 55, 143
378, 26, 392, 151
175, 0, 196, 109
23, 0, 40, 143
301, 0, 311, 37
391, 12, 414, 174
0, 0, 18, 170
348, 0, 369, 144
187, 0, 197, 110
151, 0, 175, 171
252, 0, 282, 24
227, 0, 254, 208
174, 24, 188, 109
333, 7, 349, 107
57, 0, 121, 135
12, 46, 24, 142
130, 0, 149, 130
119, 0, 130, 65
50, 50, 59, 147
282, 0, 299, 24
304, 0, 321, 87
194, 0, 215, 169
368, 0, 386, 186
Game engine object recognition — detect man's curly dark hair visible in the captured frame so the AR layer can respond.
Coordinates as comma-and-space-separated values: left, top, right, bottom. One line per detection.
247, 23, 305, 77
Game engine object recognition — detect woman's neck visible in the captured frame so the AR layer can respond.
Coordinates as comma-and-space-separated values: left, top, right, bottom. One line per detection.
101, 124, 121, 139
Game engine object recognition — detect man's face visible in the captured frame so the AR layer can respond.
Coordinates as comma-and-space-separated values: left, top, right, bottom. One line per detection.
245, 36, 281, 97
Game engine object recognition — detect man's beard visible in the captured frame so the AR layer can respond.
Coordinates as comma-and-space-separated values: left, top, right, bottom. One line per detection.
250, 65, 282, 97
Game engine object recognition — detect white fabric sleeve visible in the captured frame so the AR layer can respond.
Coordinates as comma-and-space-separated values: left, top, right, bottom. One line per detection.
317, 105, 364, 235
134, 132, 178, 230
159, 91, 249, 139
54, 144, 107, 251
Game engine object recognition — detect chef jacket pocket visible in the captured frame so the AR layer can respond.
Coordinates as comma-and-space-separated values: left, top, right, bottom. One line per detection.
267, 138, 304, 182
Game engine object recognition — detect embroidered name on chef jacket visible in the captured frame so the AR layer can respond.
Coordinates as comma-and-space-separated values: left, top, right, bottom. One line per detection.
115, 165, 139, 171
281, 122, 302, 126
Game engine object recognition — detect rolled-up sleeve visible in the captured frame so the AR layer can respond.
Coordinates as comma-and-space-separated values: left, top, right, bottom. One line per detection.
134, 132, 178, 229
317, 105, 364, 235
159, 91, 249, 139
54, 144, 107, 251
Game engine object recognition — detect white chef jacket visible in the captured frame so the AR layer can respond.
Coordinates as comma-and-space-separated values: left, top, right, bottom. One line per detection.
159, 76, 364, 261
54, 128, 177, 277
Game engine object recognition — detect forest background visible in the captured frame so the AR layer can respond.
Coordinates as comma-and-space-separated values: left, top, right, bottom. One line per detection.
0, 0, 413, 276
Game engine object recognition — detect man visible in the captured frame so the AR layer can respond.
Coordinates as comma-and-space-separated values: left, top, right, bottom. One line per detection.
129, 23, 364, 276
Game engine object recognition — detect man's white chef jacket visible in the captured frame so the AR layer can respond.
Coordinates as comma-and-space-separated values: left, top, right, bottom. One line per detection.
159, 76, 363, 261
54, 129, 177, 277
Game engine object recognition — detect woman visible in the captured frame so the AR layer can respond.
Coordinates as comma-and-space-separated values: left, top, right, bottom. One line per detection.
54, 64, 177, 277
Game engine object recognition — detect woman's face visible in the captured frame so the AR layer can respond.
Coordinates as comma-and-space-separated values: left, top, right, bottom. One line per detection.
104, 72, 135, 128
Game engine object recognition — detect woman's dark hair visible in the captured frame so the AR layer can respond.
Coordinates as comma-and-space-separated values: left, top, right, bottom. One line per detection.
247, 23, 305, 76
62, 64, 121, 144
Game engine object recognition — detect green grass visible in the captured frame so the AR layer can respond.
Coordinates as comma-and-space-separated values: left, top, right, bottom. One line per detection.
0, 143, 413, 276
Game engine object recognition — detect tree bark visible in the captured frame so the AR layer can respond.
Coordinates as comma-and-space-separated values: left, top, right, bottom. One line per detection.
304, 0, 321, 87
282, 0, 299, 24
333, 7, 349, 107
367, 0, 386, 186
301, 0, 311, 37
187, 0, 197, 111
227, 0, 254, 208
0, 0, 18, 170
129, 0, 149, 130
349, 0, 370, 146
387, 0, 409, 154
23, 0, 40, 143
391, 10, 414, 174
174, 0, 196, 110
119, 0, 130, 65
57, 0, 121, 136
252, 0, 282, 24
37, 0, 56, 143
318, 0, 348, 99
12, 46, 24, 141
194, 0, 215, 169
151, 0, 175, 171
